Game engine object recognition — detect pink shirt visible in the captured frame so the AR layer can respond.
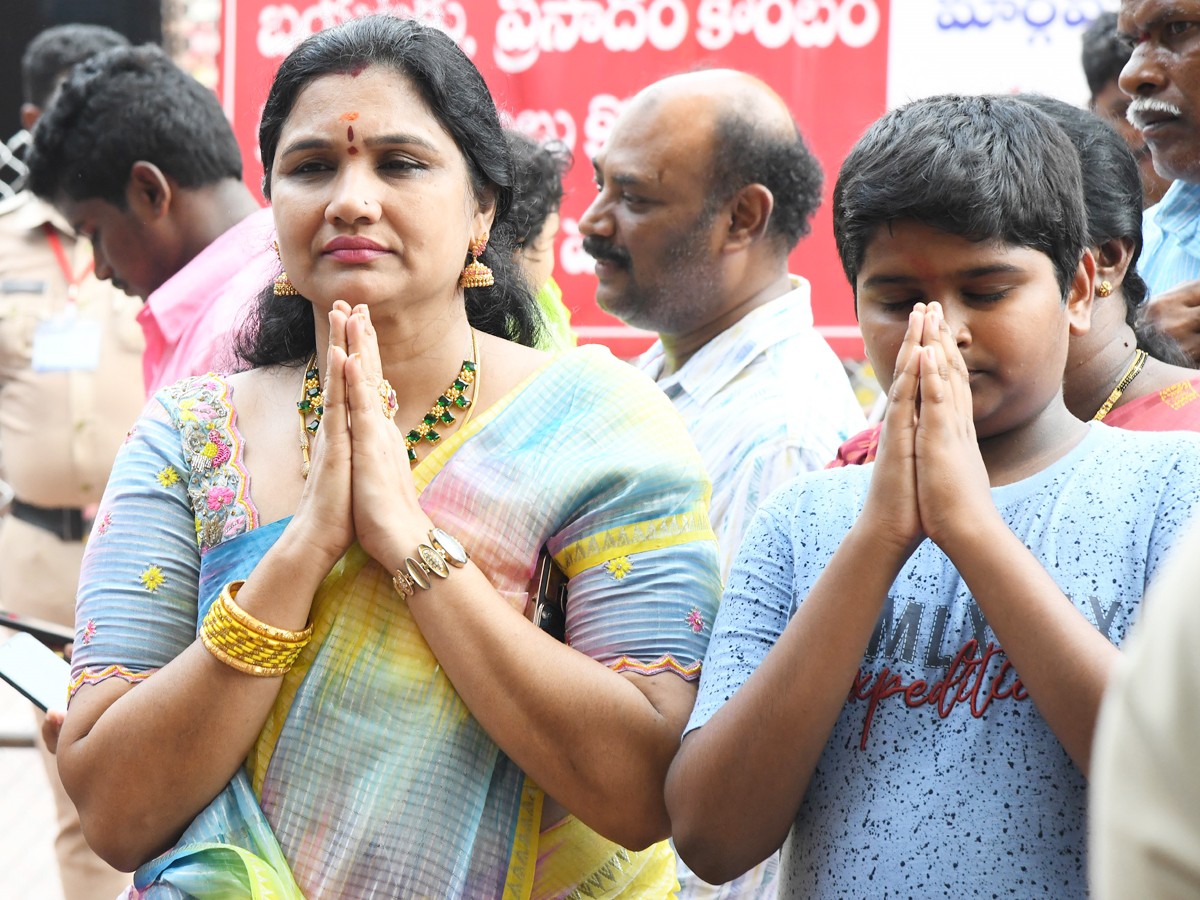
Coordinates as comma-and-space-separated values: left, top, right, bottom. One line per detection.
138, 206, 278, 396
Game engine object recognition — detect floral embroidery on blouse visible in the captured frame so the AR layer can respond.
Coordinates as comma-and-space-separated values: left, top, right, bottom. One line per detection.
156, 466, 180, 488
140, 565, 165, 592
162, 376, 257, 552
81, 619, 96, 645
95, 512, 112, 536
206, 485, 235, 511
686, 607, 705, 633
605, 556, 632, 580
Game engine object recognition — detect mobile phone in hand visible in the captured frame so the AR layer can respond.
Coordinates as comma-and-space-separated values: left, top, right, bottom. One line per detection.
0, 632, 70, 711
0, 608, 74, 652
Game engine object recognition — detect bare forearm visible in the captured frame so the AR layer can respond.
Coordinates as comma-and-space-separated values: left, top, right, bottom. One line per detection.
943, 519, 1119, 775
59, 525, 339, 869
404, 563, 693, 849
666, 524, 911, 883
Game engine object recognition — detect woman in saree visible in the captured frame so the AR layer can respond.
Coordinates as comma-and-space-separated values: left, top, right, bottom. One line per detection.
57, 15, 720, 898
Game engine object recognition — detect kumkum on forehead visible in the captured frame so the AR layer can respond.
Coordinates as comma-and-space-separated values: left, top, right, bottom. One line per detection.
342, 113, 358, 151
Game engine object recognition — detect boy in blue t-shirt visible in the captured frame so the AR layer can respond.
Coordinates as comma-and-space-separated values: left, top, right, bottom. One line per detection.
665, 95, 1200, 898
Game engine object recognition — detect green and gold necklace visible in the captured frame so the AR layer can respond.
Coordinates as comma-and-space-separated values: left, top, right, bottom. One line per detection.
297, 330, 480, 476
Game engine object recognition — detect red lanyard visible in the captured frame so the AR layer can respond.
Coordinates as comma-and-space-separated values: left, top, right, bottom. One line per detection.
42, 223, 95, 303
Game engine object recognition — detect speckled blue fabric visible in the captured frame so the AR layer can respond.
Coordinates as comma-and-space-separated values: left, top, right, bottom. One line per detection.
688, 422, 1200, 898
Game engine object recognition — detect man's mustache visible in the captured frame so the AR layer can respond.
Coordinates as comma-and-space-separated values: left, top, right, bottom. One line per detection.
1127, 96, 1184, 130
581, 236, 632, 268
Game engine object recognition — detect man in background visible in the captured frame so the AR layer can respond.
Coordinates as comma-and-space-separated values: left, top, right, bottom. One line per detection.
579, 68, 865, 898
26, 43, 276, 396
0, 23, 142, 899
1118, 0, 1200, 361
1082, 11, 1171, 207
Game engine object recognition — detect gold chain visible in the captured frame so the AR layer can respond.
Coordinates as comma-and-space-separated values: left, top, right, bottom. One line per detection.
1092, 349, 1148, 422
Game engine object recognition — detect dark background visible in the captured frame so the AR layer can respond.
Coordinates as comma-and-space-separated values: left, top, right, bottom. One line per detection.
1, 0, 162, 140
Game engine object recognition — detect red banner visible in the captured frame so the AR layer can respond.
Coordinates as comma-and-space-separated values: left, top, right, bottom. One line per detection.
219, 0, 888, 357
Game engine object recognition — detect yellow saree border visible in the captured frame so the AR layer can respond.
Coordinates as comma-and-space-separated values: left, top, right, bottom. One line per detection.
552, 503, 713, 579
502, 780, 544, 900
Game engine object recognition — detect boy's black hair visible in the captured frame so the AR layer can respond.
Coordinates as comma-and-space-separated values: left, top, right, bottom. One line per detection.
1017, 94, 1192, 366
238, 15, 542, 366
833, 94, 1087, 300
1081, 12, 1129, 100
26, 44, 243, 206
503, 130, 572, 248
21, 24, 129, 108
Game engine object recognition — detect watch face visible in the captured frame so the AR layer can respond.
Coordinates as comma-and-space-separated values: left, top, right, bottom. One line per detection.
430, 528, 469, 566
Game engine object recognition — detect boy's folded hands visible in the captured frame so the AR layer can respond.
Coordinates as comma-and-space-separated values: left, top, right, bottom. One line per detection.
869, 301, 998, 557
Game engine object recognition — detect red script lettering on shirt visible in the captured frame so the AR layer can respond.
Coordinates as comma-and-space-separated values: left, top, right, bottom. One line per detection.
847, 639, 1029, 750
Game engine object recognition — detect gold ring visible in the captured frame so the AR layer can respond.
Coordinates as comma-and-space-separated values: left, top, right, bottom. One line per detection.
379, 380, 398, 420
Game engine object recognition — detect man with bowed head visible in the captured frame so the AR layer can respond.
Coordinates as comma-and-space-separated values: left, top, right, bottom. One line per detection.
25, 44, 277, 395
579, 68, 864, 897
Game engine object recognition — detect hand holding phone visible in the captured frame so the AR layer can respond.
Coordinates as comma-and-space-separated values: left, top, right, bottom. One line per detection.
0, 608, 75, 652
0, 632, 71, 711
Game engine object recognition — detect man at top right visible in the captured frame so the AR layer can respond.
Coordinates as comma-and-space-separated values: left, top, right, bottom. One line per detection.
1119, 0, 1200, 361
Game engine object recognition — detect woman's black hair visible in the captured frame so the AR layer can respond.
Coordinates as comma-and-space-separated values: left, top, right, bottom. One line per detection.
237, 15, 542, 368
502, 130, 572, 249
1016, 94, 1192, 365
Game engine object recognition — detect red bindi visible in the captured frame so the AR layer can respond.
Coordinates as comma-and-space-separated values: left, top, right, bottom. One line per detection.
348, 146, 358, 155
347, 125, 354, 142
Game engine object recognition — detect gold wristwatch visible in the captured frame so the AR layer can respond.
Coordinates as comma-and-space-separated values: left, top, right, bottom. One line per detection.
392, 528, 469, 598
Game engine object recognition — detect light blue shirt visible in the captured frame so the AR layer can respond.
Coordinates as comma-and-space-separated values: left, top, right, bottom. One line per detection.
1141, 179, 1200, 297
688, 423, 1200, 898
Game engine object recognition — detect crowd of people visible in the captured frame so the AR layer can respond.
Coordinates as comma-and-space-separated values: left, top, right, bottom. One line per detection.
2, 4, 1200, 898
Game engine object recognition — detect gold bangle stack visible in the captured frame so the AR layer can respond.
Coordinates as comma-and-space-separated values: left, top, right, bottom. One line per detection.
200, 581, 313, 677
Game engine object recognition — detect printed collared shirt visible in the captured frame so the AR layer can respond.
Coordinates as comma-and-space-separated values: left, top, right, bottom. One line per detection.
636, 277, 865, 581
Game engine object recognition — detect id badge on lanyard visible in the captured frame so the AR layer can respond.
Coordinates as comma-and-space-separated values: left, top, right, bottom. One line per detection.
31, 224, 100, 372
